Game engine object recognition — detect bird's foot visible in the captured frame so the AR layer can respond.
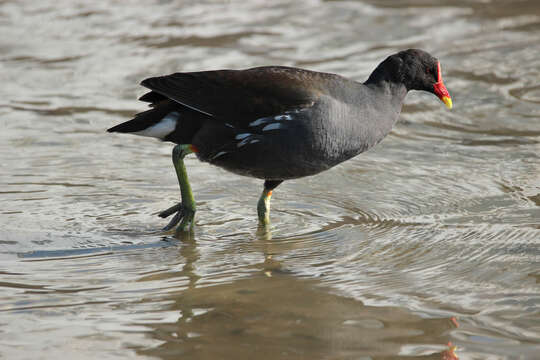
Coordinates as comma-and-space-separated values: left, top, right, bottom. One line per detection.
159, 202, 195, 232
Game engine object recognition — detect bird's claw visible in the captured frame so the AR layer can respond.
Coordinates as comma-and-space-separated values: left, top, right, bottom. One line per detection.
159, 202, 195, 232
162, 210, 184, 231
159, 202, 183, 219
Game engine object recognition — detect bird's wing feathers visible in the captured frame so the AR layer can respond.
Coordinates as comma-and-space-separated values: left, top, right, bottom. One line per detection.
139, 66, 324, 126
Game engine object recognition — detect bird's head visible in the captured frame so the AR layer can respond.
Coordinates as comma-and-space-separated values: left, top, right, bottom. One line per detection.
394, 49, 452, 109
368, 49, 453, 109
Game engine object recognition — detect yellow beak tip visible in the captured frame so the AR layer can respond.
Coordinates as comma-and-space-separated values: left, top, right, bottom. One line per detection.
442, 96, 453, 109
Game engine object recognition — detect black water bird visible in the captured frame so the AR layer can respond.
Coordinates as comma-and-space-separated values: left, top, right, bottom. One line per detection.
108, 49, 452, 232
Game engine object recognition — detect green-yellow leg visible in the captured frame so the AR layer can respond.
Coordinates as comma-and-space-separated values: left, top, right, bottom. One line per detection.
257, 180, 283, 225
257, 189, 273, 225
159, 144, 196, 233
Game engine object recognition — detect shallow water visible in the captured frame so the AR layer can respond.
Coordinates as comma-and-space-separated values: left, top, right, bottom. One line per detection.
1, 0, 539, 358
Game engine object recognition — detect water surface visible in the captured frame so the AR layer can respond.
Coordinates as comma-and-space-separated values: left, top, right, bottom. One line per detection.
1, 0, 539, 359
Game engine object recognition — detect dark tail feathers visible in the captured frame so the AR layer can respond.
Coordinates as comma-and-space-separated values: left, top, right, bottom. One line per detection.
107, 100, 177, 134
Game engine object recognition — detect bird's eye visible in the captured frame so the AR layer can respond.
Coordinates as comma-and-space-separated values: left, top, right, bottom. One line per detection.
429, 67, 437, 79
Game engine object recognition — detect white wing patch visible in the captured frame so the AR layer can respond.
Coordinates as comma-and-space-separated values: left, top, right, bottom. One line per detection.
224, 109, 303, 154
235, 133, 252, 140
262, 123, 284, 131
210, 151, 228, 160
134, 111, 179, 139
249, 112, 294, 128
274, 114, 292, 121
237, 137, 252, 148
249, 117, 272, 127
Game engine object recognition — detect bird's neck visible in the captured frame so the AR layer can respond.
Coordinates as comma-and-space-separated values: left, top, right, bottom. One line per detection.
340, 77, 407, 157
321, 79, 406, 164
364, 80, 408, 110
364, 58, 409, 107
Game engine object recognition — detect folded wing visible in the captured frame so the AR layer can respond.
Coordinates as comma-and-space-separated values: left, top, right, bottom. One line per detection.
139, 66, 325, 126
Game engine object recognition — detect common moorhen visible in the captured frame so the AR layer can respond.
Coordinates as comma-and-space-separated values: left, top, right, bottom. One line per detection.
108, 49, 452, 232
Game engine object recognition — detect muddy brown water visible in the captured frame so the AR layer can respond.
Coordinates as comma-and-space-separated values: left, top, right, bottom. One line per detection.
1, 0, 539, 359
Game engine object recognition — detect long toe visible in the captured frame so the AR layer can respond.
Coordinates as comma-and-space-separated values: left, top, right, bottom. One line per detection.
159, 202, 183, 218
174, 208, 195, 234
162, 209, 184, 231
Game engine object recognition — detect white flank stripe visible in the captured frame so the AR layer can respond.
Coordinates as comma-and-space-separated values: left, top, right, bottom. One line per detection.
250, 114, 294, 127
262, 123, 284, 131
248, 116, 272, 127
134, 112, 179, 139
274, 114, 292, 121
235, 133, 251, 140
237, 137, 252, 148
210, 151, 228, 160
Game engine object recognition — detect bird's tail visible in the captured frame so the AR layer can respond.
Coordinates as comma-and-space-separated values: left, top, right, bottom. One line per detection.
107, 98, 179, 141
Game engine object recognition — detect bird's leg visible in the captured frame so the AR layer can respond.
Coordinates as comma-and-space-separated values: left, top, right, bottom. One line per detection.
257, 188, 272, 225
257, 180, 283, 225
159, 144, 196, 233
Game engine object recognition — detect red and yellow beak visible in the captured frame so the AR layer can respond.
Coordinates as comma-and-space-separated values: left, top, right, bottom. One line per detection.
433, 61, 452, 109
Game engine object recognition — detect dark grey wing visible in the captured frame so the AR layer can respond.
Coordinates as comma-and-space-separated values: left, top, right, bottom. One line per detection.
139, 66, 325, 126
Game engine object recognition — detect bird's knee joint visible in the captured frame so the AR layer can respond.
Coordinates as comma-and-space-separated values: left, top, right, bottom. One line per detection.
172, 145, 192, 160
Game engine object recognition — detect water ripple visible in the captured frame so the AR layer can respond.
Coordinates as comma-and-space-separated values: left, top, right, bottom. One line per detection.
1, 0, 540, 359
